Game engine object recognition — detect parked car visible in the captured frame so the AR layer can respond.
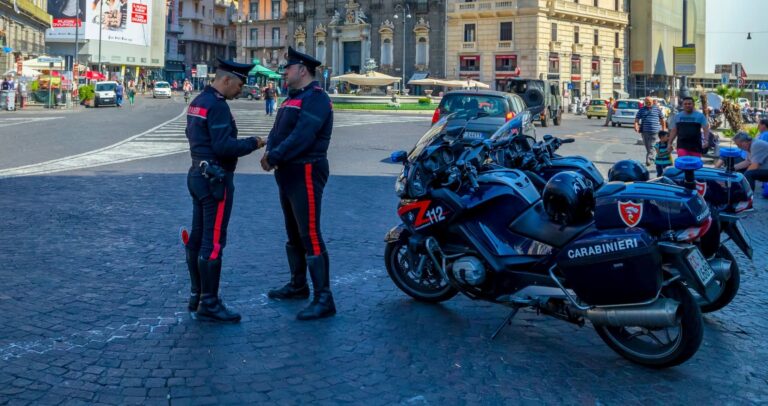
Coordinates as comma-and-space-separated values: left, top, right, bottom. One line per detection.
432, 90, 534, 140
502, 78, 563, 127
611, 99, 642, 127
93, 81, 118, 107
152, 81, 172, 98
586, 99, 608, 119
238, 85, 262, 100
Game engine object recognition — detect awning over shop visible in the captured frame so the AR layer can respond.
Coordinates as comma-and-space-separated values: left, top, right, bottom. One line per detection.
164, 61, 185, 72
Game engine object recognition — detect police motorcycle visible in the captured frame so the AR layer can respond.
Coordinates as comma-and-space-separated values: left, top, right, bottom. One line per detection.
489, 122, 752, 313
385, 117, 718, 368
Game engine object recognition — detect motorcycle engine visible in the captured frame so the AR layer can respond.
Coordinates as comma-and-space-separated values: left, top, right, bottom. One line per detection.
451, 256, 486, 286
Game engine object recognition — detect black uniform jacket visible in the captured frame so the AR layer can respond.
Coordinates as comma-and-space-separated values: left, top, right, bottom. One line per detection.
266, 81, 333, 166
186, 85, 259, 171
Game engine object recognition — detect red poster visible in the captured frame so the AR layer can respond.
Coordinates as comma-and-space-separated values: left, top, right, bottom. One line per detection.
131, 3, 148, 24
53, 18, 81, 28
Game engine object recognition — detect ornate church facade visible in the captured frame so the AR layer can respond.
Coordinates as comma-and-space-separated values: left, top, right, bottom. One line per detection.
285, 0, 445, 84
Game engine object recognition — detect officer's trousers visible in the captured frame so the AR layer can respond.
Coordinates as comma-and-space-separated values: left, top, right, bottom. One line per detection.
187, 166, 235, 260
275, 159, 329, 256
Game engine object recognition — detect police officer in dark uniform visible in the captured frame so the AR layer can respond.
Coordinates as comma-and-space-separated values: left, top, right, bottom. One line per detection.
262, 47, 335, 320
184, 59, 266, 323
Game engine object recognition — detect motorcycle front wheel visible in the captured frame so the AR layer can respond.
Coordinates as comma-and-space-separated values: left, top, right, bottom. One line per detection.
594, 280, 703, 368
384, 240, 458, 303
698, 245, 740, 313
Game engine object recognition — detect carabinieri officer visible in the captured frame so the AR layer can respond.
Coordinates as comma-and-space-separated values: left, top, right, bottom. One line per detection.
184, 59, 266, 323
262, 47, 335, 320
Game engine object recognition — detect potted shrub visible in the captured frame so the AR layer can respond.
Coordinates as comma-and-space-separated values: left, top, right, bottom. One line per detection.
78, 84, 95, 107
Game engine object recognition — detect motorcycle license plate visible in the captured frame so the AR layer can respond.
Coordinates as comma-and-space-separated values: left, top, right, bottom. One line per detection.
463, 131, 484, 140
686, 249, 715, 286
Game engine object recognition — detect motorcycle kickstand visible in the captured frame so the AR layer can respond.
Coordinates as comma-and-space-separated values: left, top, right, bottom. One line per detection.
491, 307, 520, 340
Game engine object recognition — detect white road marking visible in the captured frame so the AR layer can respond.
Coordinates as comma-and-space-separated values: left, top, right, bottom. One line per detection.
0, 117, 64, 129
0, 110, 425, 178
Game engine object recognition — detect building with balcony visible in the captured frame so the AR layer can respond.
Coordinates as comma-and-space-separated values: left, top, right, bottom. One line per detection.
284, 0, 446, 91
447, 0, 629, 100
174, 0, 238, 81
235, 0, 288, 72
0, 0, 51, 75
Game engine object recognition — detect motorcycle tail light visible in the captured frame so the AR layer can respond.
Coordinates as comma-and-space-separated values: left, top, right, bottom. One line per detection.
674, 215, 712, 242
431, 108, 441, 124
734, 196, 753, 213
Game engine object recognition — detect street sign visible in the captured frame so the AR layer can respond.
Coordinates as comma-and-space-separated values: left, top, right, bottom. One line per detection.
197, 65, 208, 78
191, 68, 197, 76
323, 69, 328, 79
721, 73, 730, 85
758, 82, 768, 91
673, 46, 696, 76
715, 64, 732, 74
38, 57, 63, 63
738, 78, 746, 87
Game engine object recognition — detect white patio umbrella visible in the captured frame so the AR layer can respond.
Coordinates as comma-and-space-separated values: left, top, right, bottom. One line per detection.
408, 78, 442, 86
4, 67, 42, 77
332, 71, 401, 86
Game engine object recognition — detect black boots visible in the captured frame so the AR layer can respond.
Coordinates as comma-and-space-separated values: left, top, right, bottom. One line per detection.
268, 244, 310, 300
196, 258, 241, 323
185, 248, 201, 312
297, 251, 336, 321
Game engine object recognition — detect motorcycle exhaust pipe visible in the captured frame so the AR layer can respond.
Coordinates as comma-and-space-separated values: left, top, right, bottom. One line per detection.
573, 299, 680, 328
708, 257, 733, 282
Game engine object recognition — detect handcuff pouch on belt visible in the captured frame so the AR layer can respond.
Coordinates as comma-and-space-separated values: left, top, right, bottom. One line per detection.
199, 161, 227, 201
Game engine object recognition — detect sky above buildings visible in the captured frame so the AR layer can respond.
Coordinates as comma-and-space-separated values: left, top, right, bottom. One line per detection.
705, 0, 768, 74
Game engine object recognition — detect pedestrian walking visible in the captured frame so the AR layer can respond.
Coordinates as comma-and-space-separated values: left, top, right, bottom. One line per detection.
654, 130, 673, 177
263, 81, 276, 116
732, 132, 768, 193
262, 47, 336, 320
183, 59, 266, 323
603, 97, 614, 126
127, 80, 136, 105
115, 82, 124, 107
668, 96, 710, 158
634, 96, 666, 165
17, 81, 26, 109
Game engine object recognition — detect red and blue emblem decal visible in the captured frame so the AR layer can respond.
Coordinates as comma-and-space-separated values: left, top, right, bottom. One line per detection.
618, 200, 643, 227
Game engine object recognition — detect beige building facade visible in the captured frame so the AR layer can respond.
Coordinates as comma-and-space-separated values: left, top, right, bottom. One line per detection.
237, 0, 288, 70
447, 0, 628, 100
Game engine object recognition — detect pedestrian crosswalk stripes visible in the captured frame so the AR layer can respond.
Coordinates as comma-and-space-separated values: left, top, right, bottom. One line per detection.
0, 109, 427, 178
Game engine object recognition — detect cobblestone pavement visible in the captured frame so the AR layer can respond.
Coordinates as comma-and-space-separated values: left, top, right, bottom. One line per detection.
1, 166, 767, 405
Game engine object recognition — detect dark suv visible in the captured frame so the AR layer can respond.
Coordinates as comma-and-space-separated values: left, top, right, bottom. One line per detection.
432, 90, 534, 140
502, 79, 563, 127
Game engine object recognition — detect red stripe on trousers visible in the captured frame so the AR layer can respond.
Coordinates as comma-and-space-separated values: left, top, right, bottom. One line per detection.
304, 163, 322, 256
209, 189, 227, 260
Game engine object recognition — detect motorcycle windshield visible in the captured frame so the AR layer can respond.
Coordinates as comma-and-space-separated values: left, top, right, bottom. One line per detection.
408, 117, 452, 162
490, 115, 529, 142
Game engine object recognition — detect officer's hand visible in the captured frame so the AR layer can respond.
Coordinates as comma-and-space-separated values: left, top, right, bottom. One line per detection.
261, 153, 274, 172
254, 136, 267, 149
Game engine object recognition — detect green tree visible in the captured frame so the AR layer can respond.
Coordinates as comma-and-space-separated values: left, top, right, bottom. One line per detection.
714, 85, 743, 132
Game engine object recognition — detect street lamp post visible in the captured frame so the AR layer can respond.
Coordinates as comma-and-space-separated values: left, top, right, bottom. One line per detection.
393, 3, 411, 95
98, 0, 104, 75
238, 14, 253, 64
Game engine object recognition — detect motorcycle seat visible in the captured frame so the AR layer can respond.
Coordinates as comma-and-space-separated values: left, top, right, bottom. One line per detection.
508, 201, 594, 248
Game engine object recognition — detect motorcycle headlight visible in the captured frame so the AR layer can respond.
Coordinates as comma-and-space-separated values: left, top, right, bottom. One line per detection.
395, 174, 407, 197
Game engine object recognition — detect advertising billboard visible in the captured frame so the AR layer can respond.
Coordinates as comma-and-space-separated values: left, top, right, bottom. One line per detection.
84, 0, 152, 46
46, 0, 86, 40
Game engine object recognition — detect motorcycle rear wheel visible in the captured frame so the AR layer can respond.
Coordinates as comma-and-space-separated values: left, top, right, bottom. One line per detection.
384, 241, 458, 303
698, 245, 740, 313
594, 280, 703, 368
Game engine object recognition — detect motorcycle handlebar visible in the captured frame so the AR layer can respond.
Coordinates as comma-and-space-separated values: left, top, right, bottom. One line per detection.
561, 138, 575, 144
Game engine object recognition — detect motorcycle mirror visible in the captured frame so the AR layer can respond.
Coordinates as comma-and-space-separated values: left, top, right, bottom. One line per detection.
543, 134, 553, 141
390, 150, 408, 163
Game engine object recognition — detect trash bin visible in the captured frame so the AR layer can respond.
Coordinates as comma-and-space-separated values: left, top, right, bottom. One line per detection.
0, 90, 6, 110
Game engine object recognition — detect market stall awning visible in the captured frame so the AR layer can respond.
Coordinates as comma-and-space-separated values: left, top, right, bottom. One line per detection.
249, 63, 281, 79
331, 71, 401, 86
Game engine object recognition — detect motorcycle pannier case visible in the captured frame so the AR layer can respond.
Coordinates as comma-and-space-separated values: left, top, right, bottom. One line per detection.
593, 182, 709, 233
662, 167, 753, 212
557, 229, 662, 306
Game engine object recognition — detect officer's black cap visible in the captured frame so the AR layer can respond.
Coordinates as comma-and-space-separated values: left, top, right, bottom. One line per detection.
283, 46, 322, 69
216, 58, 254, 82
